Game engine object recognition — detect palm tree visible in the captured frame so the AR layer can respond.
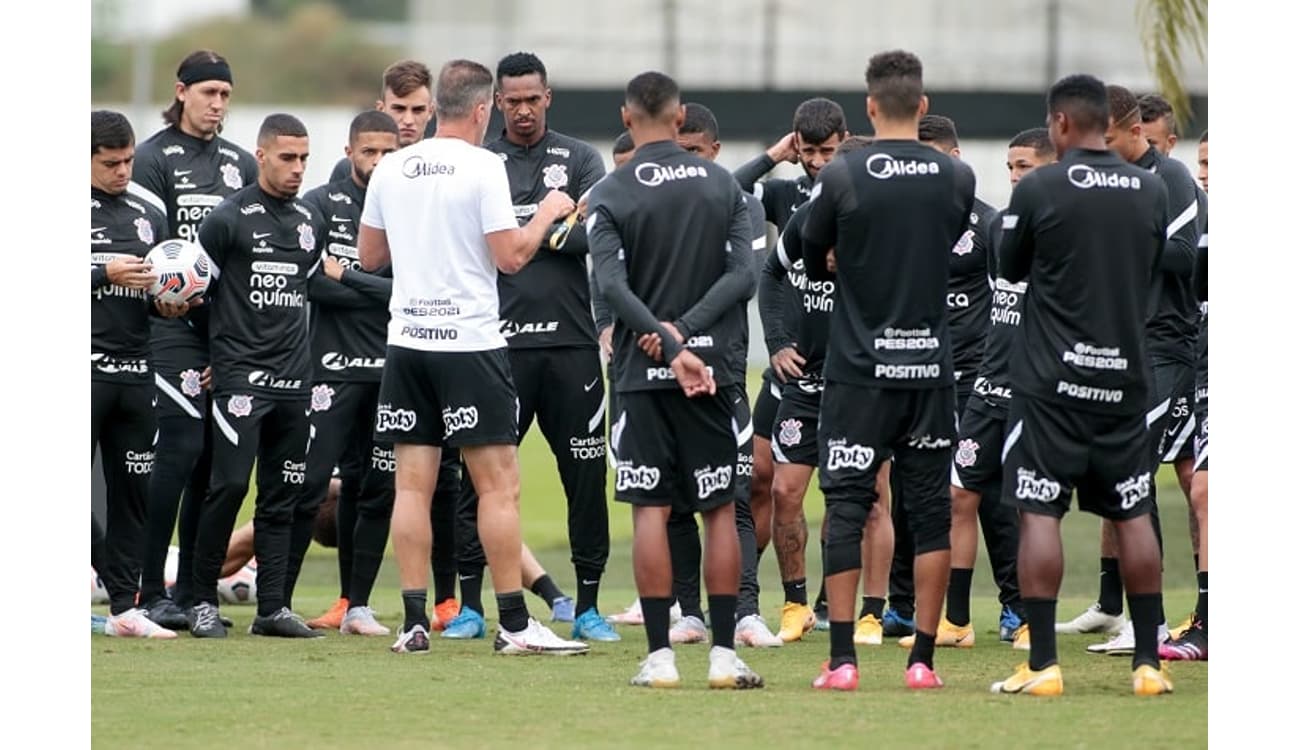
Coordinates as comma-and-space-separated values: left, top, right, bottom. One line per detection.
1136, 0, 1209, 128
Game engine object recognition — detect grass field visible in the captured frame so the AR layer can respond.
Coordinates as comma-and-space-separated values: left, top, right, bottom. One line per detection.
91, 374, 1208, 748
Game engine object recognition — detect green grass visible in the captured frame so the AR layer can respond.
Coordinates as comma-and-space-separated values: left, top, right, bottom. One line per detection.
93, 372, 1207, 748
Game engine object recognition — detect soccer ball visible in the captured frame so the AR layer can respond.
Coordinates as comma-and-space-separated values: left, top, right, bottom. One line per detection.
146, 238, 211, 304
164, 545, 180, 590
217, 559, 258, 605
91, 567, 109, 605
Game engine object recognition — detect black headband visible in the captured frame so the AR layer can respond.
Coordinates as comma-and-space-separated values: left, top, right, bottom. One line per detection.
178, 60, 232, 86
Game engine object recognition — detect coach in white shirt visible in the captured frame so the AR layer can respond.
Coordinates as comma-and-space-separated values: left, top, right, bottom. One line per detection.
359, 58, 587, 656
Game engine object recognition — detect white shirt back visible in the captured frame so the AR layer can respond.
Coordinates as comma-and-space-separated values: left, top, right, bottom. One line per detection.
361, 137, 517, 352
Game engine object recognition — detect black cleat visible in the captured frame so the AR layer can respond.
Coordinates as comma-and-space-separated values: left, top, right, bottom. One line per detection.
189, 602, 228, 638
249, 608, 324, 638
144, 597, 190, 631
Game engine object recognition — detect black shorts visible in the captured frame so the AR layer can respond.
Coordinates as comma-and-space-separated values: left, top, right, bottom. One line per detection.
951, 397, 1006, 494
771, 382, 822, 467
752, 367, 781, 440
1001, 395, 1154, 521
611, 388, 737, 512
153, 367, 210, 420
374, 345, 518, 448
1150, 361, 1196, 464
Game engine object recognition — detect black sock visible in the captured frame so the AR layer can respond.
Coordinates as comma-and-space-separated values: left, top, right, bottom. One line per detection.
1195, 571, 1207, 632
860, 596, 885, 620
1025, 598, 1058, 671
497, 590, 529, 633
783, 578, 808, 605
1128, 592, 1163, 670
529, 574, 565, 607
814, 578, 828, 612
708, 595, 737, 649
642, 596, 673, 653
829, 621, 856, 669
945, 568, 974, 626
575, 567, 602, 616
458, 566, 485, 615
401, 589, 429, 632
1098, 557, 1124, 615
908, 629, 936, 668
433, 570, 456, 607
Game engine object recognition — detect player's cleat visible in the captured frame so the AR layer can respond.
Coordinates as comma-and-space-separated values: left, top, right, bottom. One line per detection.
1132, 663, 1174, 696
898, 617, 973, 648
670, 615, 709, 645
1056, 602, 1125, 635
813, 604, 830, 632
430, 598, 460, 632
999, 606, 1023, 642
92, 613, 107, 634
551, 596, 576, 624
188, 602, 227, 638
606, 598, 644, 625
391, 624, 430, 654
708, 646, 765, 689
572, 608, 622, 642
1158, 621, 1207, 661
882, 607, 915, 638
991, 662, 1064, 696
340, 606, 391, 636
494, 618, 590, 656
441, 608, 487, 640
307, 597, 348, 630
811, 661, 860, 691
778, 602, 816, 643
1167, 613, 1194, 642
905, 662, 944, 689
1012, 624, 1031, 651
142, 597, 190, 631
630, 647, 680, 688
249, 608, 324, 638
854, 614, 884, 646
105, 608, 178, 639
735, 614, 783, 648
1087, 620, 1134, 655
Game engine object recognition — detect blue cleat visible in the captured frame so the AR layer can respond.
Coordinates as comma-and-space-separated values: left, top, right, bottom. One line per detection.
813, 604, 830, 632
572, 608, 622, 642
999, 605, 1023, 643
881, 607, 916, 638
92, 613, 107, 634
441, 608, 487, 639
551, 596, 576, 624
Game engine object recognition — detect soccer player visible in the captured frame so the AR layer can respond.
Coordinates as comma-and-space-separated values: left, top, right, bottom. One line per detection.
129, 50, 259, 631
288, 110, 401, 636
588, 71, 763, 689
91, 109, 178, 639
1196, 129, 1208, 192
801, 50, 974, 692
329, 60, 434, 181
1137, 93, 1178, 156
186, 114, 326, 639
991, 73, 1172, 697
359, 59, 587, 656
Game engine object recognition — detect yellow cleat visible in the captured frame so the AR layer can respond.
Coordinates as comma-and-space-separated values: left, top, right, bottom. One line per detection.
1168, 614, 1194, 642
1133, 663, 1174, 696
854, 614, 883, 646
1012, 624, 1030, 651
778, 602, 815, 643
991, 662, 1064, 696
898, 617, 974, 648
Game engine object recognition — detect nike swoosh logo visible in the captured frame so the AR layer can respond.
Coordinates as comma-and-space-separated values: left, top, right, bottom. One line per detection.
174, 170, 191, 177
331, 216, 352, 223
253, 232, 272, 240
581, 579, 600, 585
584, 379, 599, 392
457, 574, 477, 581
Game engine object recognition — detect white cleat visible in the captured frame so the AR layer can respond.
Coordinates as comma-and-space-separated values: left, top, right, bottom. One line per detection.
630, 647, 681, 688
607, 599, 683, 626
1086, 620, 1169, 656
707, 646, 765, 689
494, 618, 590, 656
104, 608, 178, 639
1056, 603, 1126, 635
340, 606, 391, 636
734, 614, 783, 648
669, 615, 709, 645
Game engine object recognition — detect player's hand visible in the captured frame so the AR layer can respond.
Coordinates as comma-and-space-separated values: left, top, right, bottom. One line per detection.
106, 256, 156, 290
767, 132, 799, 164
826, 247, 837, 273
200, 366, 213, 390
575, 193, 590, 223
539, 189, 576, 221
598, 325, 613, 361
153, 298, 188, 318
323, 256, 345, 281
637, 322, 684, 361
770, 346, 806, 383
670, 350, 715, 397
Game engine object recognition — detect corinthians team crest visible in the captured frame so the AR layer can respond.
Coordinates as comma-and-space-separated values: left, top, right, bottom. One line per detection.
228, 394, 253, 417
954, 438, 979, 467
179, 368, 203, 398
542, 163, 568, 189
952, 229, 974, 256
220, 162, 243, 190
298, 223, 315, 251
134, 216, 154, 245
311, 384, 335, 412
778, 418, 802, 447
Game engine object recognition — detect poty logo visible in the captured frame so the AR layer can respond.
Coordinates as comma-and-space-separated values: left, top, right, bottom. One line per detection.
694, 465, 732, 499
1014, 468, 1062, 502
1115, 472, 1152, 510
634, 162, 708, 187
402, 156, 455, 178
865, 153, 939, 180
615, 462, 661, 491
826, 441, 875, 471
442, 406, 480, 436
376, 406, 417, 432
1067, 164, 1141, 191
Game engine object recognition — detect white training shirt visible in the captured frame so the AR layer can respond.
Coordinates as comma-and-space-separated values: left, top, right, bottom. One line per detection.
361, 137, 517, 352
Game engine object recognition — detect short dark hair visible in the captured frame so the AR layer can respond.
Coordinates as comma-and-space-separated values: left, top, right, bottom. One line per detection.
349, 110, 398, 144
834, 135, 874, 156
92, 110, 134, 154
1106, 84, 1141, 128
1199, 129, 1208, 144
865, 50, 924, 120
681, 102, 719, 142
792, 98, 847, 144
257, 113, 308, 146
382, 60, 432, 99
1047, 74, 1109, 135
1009, 127, 1053, 157
918, 114, 958, 150
436, 59, 494, 120
1138, 93, 1177, 134
625, 71, 680, 119
612, 130, 635, 156
162, 49, 230, 127
496, 51, 547, 87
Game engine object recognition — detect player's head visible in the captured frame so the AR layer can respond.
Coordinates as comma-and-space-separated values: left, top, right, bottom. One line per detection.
1138, 93, 1178, 156
345, 110, 399, 187
1006, 127, 1054, 185
865, 50, 928, 128
612, 130, 636, 168
435, 59, 496, 145
677, 102, 721, 162
791, 98, 847, 180
918, 114, 959, 157
834, 135, 874, 157
1104, 84, 1147, 163
1197, 129, 1208, 192
377, 60, 433, 146
256, 113, 309, 199
163, 50, 232, 140
496, 52, 552, 144
621, 71, 684, 143
91, 110, 135, 195
1045, 73, 1109, 156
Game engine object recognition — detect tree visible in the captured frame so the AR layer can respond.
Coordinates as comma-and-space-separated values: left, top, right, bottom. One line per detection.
1136, 0, 1209, 128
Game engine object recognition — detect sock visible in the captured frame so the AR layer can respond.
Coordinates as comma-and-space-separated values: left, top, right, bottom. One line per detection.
946, 568, 974, 626
908, 629, 936, 668
1195, 571, 1207, 632
433, 570, 456, 607
814, 578, 828, 612
497, 591, 529, 633
783, 578, 808, 605
1025, 597, 1058, 671
575, 567, 602, 616
708, 595, 737, 650
860, 596, 885, 621
1098, 557, 1123, 615
642, 596, 673, 653
529, 574, 565, 607
1128, 592, 1163, 670
829, 621, 856, 669
458, 566, 485, 615
401, 589, 429, 631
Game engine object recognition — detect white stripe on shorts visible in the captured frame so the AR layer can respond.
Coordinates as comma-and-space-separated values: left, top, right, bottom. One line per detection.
211, 404, 240, 446
587, 397, 607, 435
155, 372, 201, 419
1002, 419, 1024, 464
1146, 397, 1171, 428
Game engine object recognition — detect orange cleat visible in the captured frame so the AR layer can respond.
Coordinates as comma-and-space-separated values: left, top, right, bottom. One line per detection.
306, 597, 348, 630
431, 598, 461, 632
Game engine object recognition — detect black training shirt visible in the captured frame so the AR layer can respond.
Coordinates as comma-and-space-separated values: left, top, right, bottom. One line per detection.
1136, 146, 1201, 366
91, 187, 167, 383
949, 198, 998, 383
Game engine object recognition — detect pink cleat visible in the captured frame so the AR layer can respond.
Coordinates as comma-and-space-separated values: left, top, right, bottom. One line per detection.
812, 661, 860, 691
905, 662, 944, 689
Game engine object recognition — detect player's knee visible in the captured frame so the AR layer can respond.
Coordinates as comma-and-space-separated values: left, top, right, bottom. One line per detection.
824, 500, 869, 574
951, 485, 980, 521
908, 494, 952, 555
